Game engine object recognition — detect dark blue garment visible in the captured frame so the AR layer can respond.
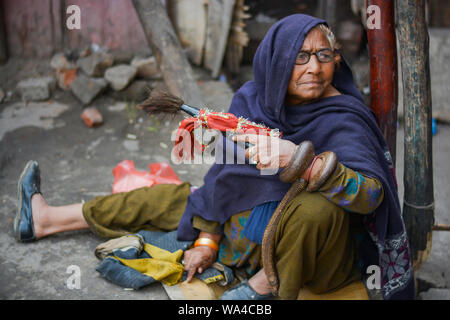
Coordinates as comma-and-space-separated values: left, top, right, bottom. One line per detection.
177, 14, 364, 242
177, 14, 414, 299
243, 201, 280, 245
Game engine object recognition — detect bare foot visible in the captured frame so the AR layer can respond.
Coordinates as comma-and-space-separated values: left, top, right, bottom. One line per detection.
248, 268, 273, 295
31, 193, 49, 239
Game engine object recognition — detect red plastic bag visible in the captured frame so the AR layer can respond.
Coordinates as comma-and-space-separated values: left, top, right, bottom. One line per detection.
112, 160, 182, 194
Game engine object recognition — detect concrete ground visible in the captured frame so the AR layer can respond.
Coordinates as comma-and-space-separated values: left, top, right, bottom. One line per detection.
0, 58, 449, 300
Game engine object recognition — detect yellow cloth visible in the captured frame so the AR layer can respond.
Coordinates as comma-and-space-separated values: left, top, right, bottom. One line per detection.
111, 243, 184, 286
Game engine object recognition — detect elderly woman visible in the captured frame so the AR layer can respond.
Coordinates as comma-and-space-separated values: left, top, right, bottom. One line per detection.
14, 14, 415, 300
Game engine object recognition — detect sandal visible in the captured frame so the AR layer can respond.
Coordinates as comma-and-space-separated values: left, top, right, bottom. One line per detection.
220, 280, 274, 300
13, 160, 41, 242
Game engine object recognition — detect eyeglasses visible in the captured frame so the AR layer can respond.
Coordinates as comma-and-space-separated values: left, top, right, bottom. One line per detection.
295, 49, 335, 65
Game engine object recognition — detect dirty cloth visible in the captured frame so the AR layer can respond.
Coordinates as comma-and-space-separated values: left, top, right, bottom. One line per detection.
94, 230, 234, 289
82, 182, 361, 299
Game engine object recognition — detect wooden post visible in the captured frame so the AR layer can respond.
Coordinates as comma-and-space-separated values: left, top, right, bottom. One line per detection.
204, 0, 236, 78
366, 0, 398, 166
50, 0, 64, 55
316, 0, 338, 28
132, 0, 205, 107
167, 0, 208, 66
0, 0, 8, 64
396, 0, 434, 270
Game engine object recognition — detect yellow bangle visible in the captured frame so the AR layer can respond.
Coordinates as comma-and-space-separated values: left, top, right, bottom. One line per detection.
194, 237, 219, 252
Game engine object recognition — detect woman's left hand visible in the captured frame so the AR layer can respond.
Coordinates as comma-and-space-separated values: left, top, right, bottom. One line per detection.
232, 134, 297, 170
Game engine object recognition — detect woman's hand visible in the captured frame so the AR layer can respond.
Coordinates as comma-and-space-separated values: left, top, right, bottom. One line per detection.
183, 246, 217, 282
183, 231, 221, 282
232, 134, 297, 170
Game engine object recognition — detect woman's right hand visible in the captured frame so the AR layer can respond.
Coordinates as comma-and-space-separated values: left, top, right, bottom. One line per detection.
232, 133, 297, 170
183, 245, 217, 282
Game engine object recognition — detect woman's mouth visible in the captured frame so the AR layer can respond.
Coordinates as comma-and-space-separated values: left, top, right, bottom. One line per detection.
299, 81, 323, 85
295, 81, 324, 90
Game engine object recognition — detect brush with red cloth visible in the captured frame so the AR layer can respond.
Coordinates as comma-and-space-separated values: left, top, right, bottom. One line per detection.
137, 89, 282, 161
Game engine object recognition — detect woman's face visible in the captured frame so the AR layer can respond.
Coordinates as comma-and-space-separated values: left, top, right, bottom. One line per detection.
285, 27, 340, 106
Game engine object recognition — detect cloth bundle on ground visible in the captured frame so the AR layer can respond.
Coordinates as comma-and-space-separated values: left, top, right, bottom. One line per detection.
95, 230, 234, 289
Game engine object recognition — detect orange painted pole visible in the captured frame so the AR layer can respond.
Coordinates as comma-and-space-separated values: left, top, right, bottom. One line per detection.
366, 0, 398, 166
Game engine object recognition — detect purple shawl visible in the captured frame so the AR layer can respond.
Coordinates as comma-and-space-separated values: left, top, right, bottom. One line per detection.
177, 14, 414, 299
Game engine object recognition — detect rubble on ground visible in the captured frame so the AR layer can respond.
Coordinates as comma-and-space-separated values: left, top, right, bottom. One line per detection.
76, 51, 114, 77
70, 74, 108, 105
104, 64, 138, 91
16, 76, 56, 102
81, 106, 103, 127
13, 47, 165, 109
131, 56, 162, 79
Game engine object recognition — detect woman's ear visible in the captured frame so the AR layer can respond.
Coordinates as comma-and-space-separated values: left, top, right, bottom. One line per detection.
334, 52, 341, 71
334, 52, 341, 64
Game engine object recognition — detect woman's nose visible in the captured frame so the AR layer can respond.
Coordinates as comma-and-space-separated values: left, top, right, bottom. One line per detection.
306, 55, 321, 73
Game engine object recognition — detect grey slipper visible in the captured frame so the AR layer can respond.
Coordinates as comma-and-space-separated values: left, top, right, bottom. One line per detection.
14, 160, 41, 242
220, 280, 274, 300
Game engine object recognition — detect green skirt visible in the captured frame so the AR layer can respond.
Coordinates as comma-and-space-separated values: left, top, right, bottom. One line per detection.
82, 182, 361, 299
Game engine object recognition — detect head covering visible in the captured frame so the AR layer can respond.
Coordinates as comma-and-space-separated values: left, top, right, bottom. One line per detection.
177, 14, 414, 299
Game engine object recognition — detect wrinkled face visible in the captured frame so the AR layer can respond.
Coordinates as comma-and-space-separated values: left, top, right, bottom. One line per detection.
285, 27, 340, 106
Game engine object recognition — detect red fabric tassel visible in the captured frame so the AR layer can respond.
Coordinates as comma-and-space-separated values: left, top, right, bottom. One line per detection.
173, 109, 281, 162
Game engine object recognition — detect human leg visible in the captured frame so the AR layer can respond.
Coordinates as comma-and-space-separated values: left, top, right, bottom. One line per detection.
222, 190, 360, 300
14, 160, 88, 242
31, 194, 88, 239
31, 183, 192, 240
15, 160, 191, 241
248, 268, 273, 294
82, 182, 191, 239
215, 210, 272, 299
221, 190, 359, 300
274, 191, 360, 299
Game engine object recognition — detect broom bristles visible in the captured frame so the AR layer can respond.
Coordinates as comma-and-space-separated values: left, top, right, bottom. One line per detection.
137, 88, 185, 115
